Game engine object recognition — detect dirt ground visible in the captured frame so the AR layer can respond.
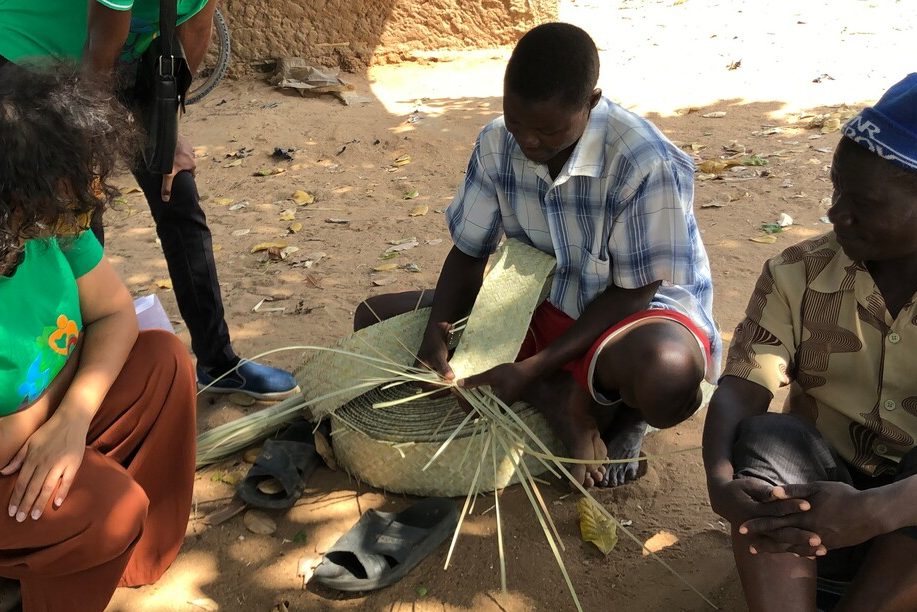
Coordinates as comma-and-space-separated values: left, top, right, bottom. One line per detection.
103, 1, 916, 611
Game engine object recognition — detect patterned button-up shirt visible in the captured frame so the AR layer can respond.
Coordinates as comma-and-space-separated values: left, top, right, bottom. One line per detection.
446, 96, 720, 368
724, 233, 917, 475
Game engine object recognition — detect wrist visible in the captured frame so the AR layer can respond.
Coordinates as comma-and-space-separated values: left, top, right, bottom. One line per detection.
866, 481, 914, 535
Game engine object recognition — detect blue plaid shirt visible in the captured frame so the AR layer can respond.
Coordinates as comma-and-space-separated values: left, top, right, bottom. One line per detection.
447, 96, 721, 372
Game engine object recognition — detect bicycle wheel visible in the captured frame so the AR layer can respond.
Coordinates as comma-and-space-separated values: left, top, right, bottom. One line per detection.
185, 7, 231, 105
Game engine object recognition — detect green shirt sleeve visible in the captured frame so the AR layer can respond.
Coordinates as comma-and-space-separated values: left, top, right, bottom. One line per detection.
96, 0, 135, 11
59, 230, 104, 278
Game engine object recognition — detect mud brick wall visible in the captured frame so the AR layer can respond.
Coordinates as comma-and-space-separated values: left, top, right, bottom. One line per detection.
220, 0, 558, 72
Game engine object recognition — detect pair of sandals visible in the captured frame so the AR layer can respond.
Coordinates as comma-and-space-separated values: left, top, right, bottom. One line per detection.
237, 420, 459, 592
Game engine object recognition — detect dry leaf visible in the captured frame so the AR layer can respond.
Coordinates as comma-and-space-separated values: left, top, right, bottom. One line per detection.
373, 277, 396, 286
251, 241, 289, 254
279, 209, 296, 221
203, 499, 247, 526
408, 205, 429, 217
292, 190, 315, 205
701, 111, 726, 119
325, 218, 349, 224
220, 472, 242, 486
255, 167, 286, 177
192, 146, 209, 159
243, 447, 261, 464
577, 498, 618, 555
213, 197, 235, 206
231, 228, 251, 237
266, 247, 284, 261
403, 189, 419, 200
243, 510, 277, 535
373, 262, 400, 272
288, 222, 303, 233
228, 202, 248, 211
314, 429, 338, 470
697, 160, 730, 174
750, 235, 778, 244
223, 159, 243, 168
154, 278, 173, 289
643, 530, 679, 556
392, 154, 411, 166
385, 239, 419, 253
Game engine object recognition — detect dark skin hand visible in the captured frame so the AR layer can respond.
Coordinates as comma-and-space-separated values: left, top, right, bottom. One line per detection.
739, 479, 913, 555
416, 246, 487, 380
703, 376, 818, 554
83, 0, 217, 201
460, 280, 661, 406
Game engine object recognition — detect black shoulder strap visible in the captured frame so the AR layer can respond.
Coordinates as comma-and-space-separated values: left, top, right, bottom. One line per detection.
158, 0, 178, 66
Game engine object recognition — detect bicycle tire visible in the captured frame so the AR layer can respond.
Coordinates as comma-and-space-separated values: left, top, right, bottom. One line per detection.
185, 7, 231, 105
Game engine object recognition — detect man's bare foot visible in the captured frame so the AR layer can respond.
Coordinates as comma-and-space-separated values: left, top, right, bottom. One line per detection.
526, 372, 606, 487
598, 407, 647, 487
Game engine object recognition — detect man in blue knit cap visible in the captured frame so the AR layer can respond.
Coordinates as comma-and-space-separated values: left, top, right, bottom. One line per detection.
703, 74, 917, 611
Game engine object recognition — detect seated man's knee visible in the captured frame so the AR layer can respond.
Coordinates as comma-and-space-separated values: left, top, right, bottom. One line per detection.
732, 413, 834, 484
354, 298, 380, 331
633, 345, 704, 428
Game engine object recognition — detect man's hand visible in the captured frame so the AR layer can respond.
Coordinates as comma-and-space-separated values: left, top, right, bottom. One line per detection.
416, 321, 454, 381
1, 411, 90, 522
459, 360, 536, 408
709, 477, 821, 556
740, 481, 880, 554
161, 134, 196, 203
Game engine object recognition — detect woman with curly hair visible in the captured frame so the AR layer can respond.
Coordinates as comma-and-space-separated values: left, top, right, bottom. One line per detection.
0, 63, 197, 611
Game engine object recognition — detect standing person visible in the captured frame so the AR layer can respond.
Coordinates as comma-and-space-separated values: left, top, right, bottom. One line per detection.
0, 0, 300, 400
355, 23, 720, 487
0, 63, 196, 612
703, 74, 917, 612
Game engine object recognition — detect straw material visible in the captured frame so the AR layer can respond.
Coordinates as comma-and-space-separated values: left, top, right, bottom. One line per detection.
448, 242, 556, 379
293, 238, 561, 495
331, 386, 562, 497
294, 307, 429, 419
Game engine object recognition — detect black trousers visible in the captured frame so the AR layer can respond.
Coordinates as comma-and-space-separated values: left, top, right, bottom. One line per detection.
93, 165, 236, 370
732, 412, 917, 582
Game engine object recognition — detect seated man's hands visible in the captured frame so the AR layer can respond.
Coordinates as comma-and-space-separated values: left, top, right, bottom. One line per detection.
416, 321, 455, 384
708, 477, 821, 556
459, 360, 537, 408
739, 481, 881, 555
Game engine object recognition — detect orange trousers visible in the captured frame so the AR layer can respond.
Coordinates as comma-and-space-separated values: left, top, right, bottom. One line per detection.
0, 331, 196, 612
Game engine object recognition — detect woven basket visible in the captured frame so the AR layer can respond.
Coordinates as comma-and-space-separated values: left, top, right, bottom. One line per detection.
294, 239, 562, 496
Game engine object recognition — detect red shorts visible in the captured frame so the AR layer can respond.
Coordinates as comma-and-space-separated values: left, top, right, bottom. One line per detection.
516, 301, 713, 405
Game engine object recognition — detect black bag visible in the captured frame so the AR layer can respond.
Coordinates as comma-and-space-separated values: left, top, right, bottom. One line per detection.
133, 0, 193, 174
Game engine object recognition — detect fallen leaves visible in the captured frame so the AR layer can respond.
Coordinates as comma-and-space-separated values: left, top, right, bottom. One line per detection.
408, 204, 429, 217
291, 190, 315, 205
243, 510, 277, 535
251, 241, 289, 254
577, 498, 618, 555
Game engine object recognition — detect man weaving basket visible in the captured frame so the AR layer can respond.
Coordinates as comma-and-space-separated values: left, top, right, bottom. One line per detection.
356, 23, 720, 488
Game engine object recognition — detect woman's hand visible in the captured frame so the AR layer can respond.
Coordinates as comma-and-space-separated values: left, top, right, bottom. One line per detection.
1, 411, 90, 521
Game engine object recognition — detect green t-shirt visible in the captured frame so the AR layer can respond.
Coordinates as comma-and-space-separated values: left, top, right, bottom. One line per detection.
0, 0, 209, 64
0, 231, 103, 416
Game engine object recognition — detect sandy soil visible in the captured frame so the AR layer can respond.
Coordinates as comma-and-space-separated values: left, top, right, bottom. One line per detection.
102, 2, 916, 610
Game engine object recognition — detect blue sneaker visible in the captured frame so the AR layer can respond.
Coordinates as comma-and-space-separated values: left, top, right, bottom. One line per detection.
197, 360, 301, 400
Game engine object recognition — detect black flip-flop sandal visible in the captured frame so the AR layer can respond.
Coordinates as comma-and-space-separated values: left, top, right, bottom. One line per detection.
309, 498, 459, 592
236, 420, 323, 509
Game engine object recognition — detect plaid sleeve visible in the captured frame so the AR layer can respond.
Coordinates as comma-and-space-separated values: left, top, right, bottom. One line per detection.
721, 258, 797, 393
446, 136, 504, 258
608, 157, 698, 289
